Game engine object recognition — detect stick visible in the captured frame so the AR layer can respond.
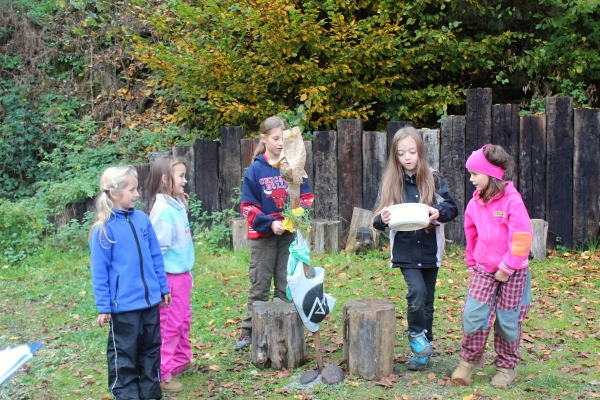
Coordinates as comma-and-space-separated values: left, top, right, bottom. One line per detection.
313, 330, 324, 373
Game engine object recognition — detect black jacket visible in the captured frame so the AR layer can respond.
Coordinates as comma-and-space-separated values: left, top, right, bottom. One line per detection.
373, 172, 458, 268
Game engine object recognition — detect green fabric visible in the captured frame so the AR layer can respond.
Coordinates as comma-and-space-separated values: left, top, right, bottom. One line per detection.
286, 239, 311, 301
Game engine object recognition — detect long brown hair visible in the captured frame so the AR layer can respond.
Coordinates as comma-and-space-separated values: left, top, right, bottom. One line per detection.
478, 144, 515, 205
252, 116, 287, 158
373, 127, 436, 218
145, 155, 187, 213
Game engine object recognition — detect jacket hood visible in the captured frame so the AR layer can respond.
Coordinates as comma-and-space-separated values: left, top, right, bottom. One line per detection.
155, 193, 185, 210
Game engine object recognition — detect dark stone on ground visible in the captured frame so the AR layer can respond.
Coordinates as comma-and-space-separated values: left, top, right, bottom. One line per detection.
321, 364, 345, 385
300, 370, 319, 384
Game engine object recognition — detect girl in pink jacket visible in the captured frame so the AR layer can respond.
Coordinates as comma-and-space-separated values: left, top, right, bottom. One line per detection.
451, 144, 533, 388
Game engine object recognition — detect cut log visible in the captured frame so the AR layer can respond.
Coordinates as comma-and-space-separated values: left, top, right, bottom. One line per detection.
354, 227, 374, 254
309, 219, 340, 253
230, 217, 249, 251
252, 300, 306, 370
345, 207, 376, 254
530, 219, 548, 261
343, 298, 396, 380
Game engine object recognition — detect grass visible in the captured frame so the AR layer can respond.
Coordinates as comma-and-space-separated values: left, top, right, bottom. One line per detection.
1, 243, 599, 399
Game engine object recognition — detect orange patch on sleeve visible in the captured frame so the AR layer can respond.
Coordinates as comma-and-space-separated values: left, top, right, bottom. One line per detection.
511, 232, 533, 257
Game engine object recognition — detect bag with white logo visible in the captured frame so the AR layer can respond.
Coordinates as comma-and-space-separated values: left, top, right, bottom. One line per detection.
287, 266, 336, 333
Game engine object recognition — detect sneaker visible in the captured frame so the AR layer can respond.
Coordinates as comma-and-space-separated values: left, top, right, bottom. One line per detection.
408, 331, 434, 358
173, 359, 196, 377
451, 357, 486, 382
160, 377, 184, 392
407, 355, 430, 371
234, 334, 252, 351
491, 367, 517, 388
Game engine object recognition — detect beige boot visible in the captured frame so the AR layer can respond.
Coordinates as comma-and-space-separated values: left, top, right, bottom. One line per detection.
491, 367, 517, 388
160, 377, 184, 392
451, 357, 486, 381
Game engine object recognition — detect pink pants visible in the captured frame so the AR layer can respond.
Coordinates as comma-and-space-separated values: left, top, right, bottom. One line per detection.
160, 271, 192, 381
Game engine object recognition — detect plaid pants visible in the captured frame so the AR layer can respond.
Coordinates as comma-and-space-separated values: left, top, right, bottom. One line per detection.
460, 266, 530, 369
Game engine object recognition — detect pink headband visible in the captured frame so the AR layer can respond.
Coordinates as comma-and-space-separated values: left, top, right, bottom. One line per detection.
465, 145, 505, 180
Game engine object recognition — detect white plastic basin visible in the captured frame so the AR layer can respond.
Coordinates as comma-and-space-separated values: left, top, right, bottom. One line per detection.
388, 203, 431, 231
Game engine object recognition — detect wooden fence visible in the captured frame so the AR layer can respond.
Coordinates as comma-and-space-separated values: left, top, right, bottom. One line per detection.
102, 88, 598, 250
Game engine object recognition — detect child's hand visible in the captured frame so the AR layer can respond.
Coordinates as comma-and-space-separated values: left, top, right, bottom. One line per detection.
495, 270, 509, 282
160, 293, 172, 307
271, 220, 285, 235
381, 207, 392, 225
428, 206, 440, 222
97, 313, 111, 327
180, 193, 189, 211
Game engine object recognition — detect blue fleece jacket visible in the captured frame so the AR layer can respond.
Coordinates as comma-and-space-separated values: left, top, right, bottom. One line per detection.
90, 208, 169, 314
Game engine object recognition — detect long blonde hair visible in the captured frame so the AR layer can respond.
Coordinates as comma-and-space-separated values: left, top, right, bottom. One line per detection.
372, 127, 436, 218
252, 116, 287, 158
145, 155, 187, 213
89, 165, 138, 243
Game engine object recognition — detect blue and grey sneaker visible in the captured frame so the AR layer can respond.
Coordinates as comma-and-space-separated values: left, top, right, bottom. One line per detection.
408, 331, 434, 358
407, 355, 430, 371
235, 334, 252, 351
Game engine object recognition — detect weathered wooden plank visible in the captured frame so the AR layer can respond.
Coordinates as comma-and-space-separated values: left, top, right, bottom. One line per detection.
362, 131, 386, 211
313, 131, 338, 220
421, 128, 440, 171
573, 108, 600, 247
530, 219, 548, 260
337, 120, 363, 240
519, 115, 546, 221
465, 88, 492, 201
230, 216, 249, 251
149, 151, 170, 166
491, 104, 520, 186
345, 207, 376, 254
194, 138, 220, 213
546, 97, 574, 248
134, 164, 151, 213
309, 219, 340, 253
386, 121, 412, 158
220, 126, 244, 211
241, 137, 260, 170
172, 145, 195, 195
440, 115, 466, 244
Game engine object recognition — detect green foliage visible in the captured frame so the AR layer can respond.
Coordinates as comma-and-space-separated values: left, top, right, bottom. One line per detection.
48, 211, 95, 253
188, 193, 240, 254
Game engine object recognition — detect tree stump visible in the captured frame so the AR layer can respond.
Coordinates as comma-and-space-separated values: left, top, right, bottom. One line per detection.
343, 298, 396, 380
310, 219, 340, 253
251, 300, 306, 370
345, 207, 376, 254
230, 217, 249, 251
530, 219, 548, 260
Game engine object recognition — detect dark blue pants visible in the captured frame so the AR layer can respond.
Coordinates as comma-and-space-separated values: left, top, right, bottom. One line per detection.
107, 305, 162, 400
400, 267, 439, 342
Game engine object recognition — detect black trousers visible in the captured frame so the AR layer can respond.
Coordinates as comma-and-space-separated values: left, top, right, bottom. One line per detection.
400, 267, 439, 342
107, 305, 162, 400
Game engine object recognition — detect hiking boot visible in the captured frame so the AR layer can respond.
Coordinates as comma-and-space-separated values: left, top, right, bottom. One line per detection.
160, 377, 184, 392
408, 331, 434, 358
451, 357, 486, 381
491, 367, 517, 388
173, 359, 196, 377
234, 334, 252, 351
407, 355, 430, 371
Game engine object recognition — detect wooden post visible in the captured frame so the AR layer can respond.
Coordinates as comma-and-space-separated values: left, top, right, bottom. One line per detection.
519, 115, 547, 222
241, 137, 260, 170
304, 140, 314, 196
309, 219, 340, 253
337, 120, 363, 242
345, 207, 376, 254
313, 131, 338, 220
465, 88, 492, 202
530, 219, 548, 260
546, 97, 574, 248
440, 115, 466, 244
134, 164, 150, 213
492, 104, 520, 186
573, 108, 600, 247
386, 121, 412, 158
252, 300, 306, 370
343, 298, 395, 381
362, 131, 386, 211
421, 128, 440, 171
173, 145, 195, 195
194, 139, 220, 214
149, 151, 170, 166
220, 126, 243, 211
230, 217, 249, 251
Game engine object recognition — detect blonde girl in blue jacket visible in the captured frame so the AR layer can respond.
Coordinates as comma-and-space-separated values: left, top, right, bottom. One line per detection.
90, 165, 171, 400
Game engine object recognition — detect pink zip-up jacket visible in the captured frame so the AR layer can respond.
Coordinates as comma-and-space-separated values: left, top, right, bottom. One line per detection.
464, 182, 533, 276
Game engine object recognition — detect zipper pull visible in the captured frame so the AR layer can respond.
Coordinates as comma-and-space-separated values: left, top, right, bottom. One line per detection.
114, 300, 118, 307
